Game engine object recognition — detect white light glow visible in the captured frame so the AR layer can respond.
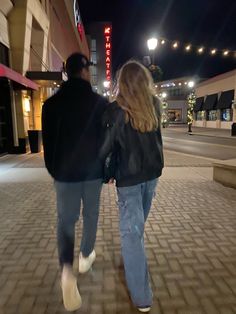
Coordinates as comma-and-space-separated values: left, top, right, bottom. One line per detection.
188, 81, 195, 88
185, 45, 191, 51
173, 42, 178, 48
103, 81, 110, 88
147, 38, 158, 50
198, 47, 204, 54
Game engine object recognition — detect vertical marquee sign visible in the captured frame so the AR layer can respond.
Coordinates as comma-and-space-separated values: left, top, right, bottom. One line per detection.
73, 0, 84, 40
104, 25, 112, 85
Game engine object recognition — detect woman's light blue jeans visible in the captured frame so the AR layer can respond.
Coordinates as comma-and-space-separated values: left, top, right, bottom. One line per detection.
55, 179, 102, 266
117, 178, 158, 307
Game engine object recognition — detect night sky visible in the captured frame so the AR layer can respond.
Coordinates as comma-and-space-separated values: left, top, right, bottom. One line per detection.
79, 0, 236, 80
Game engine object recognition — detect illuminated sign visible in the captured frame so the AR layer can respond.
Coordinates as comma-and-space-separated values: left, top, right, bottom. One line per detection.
73, 0, 84, 40
104, 25, 112, 83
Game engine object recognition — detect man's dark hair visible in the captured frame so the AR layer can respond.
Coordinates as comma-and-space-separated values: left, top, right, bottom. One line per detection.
65, 53, 92, 78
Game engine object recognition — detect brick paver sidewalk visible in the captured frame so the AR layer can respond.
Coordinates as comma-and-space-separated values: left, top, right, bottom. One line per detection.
0, 153, 236, 314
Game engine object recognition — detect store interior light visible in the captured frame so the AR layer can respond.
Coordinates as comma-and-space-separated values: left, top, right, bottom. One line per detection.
23, 97, 31, 112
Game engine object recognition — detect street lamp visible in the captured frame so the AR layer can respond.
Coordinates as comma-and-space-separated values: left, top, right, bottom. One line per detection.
147, 37, 158, 64
188, 81, 195, 89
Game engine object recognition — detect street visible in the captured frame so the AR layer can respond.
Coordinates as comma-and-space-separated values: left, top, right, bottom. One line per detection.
162, 127, 236, 160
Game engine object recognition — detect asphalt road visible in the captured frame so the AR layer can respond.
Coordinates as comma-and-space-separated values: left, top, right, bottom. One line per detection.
162, 129, 236, 160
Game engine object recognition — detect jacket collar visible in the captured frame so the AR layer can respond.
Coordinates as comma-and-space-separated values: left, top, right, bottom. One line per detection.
60, 78, 92, 92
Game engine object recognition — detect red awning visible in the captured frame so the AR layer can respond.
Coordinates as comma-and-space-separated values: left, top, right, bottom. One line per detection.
0, 64, 38, 90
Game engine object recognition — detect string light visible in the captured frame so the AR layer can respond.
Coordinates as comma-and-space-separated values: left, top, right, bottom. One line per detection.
173, 42, 178, 49
198, 47, 204, 54
153, 36, 236, 58
185, 45, 191, 51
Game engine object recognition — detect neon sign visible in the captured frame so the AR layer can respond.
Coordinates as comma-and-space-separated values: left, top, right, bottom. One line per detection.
73, 0, 83, 40
104, 25, 112, 83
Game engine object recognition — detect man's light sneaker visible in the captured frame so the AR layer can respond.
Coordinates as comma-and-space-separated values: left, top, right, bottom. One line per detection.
61, 266, 82, 311
138, 306, 151, 312
79, 250, 96, 273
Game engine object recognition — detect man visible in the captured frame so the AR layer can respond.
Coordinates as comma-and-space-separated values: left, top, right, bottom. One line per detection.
42, 53, 108, 311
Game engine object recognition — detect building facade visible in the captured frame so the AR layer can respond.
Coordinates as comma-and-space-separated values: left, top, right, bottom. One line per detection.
87, 22, 112, 96
193, 69, 236, 130
156, 76, 200, 124
0, 0, 89, 154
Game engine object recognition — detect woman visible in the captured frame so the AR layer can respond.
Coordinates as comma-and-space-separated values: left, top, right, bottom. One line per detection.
100, 60, 164, 312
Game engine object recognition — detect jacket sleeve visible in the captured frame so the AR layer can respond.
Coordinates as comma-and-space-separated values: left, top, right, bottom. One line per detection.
99, 120, 116, 162
99, 104, 120, 161
42, 102, 55, 176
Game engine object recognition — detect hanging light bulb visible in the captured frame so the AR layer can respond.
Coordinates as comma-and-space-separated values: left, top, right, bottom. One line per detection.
223, 50, 229, 56
173, 42, 178, 49
211, 49, 217, 55
198, 47, 204, 54
185, 45, 191, 51
161, 39, 165, 45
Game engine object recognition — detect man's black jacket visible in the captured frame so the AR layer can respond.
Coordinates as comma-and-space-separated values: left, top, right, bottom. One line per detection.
100, 101, 164, 187
42, 78, 108, 182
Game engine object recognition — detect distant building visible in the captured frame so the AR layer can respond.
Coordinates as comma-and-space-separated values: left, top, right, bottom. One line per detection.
193, 69, 236, 130
87, 22, 112, 96
156, 76, 201, 124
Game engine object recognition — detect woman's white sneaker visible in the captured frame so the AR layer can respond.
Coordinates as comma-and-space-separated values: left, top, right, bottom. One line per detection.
79, 250, 96, 273
61, 265, 82, 311
138, 306, 151, 312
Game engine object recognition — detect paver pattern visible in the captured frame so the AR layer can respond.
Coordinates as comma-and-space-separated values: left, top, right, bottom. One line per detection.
0, 153, 236, 314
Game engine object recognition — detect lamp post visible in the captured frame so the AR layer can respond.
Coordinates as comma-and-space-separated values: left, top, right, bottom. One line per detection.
147, 38, 158, 64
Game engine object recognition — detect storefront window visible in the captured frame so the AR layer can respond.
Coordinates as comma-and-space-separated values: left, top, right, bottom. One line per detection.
196, 111, 204, 121
221, 109, 233, 121
207, 110, 217, 121
167, 109, 182, 122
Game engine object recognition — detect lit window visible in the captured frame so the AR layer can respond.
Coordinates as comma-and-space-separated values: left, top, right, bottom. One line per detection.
196, 111, 204, 121
221, 109, 232, 122
207, 110, 217, 121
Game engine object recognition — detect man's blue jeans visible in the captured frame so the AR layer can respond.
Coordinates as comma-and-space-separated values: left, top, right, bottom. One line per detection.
117, 178, 158, 307
55, 179, 102, 266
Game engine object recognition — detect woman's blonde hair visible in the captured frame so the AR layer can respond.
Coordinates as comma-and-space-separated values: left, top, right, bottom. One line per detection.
116, 60, 159, 133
